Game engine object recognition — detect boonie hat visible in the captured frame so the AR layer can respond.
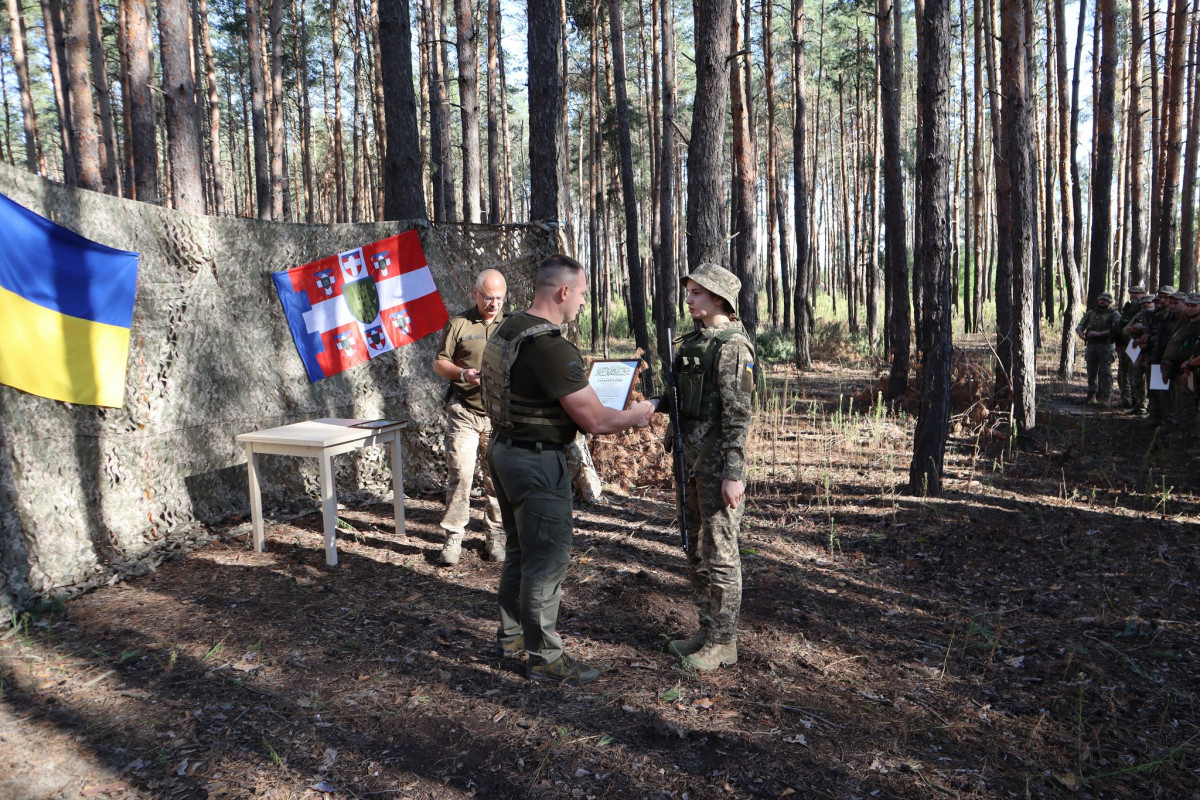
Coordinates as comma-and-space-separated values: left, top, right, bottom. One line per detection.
1138, 294, 1155, 305
1159, 285, 1177, 295
1130, 284, 1147, 294
681, 262, 742, 315
1186, 293, 1200, 305
1171, 291, 1187, 301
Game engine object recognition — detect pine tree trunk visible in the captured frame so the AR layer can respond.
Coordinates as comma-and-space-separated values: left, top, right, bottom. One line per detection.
456, 0, 481, 221
763, 0, 780, 332
528, 0, 568, 223
294, 0, 312, 221
687, 0, 732, 271
1156, 0, 1189, 287
1001, 0, 1038, 435
729, 0, 757, 340
245, 0, 270, 217
68, 0, 103, 189
197, 0, 224, 214
1177, 10, 1199, 290
589, 0, 602, 348
42, 0, 76, 183
1041, 0, 1055, 322
606, 0, 651, 375
121, 0, 156, 201
1088, 0, 1117, 303
655, 0, 677, 361
879, 0, 909, 398
793, 0, 811, 367
268, 0, 285, 219
486, 0, 502, 223
331, 0, 348, 220
1069, 0, 1086, 285
971, 0, 985, 333
380, 0, 426, 219
157, 0, 203, 211
909, 0, 953, 494
5, 0, 41, 173
86, 0, 117, 193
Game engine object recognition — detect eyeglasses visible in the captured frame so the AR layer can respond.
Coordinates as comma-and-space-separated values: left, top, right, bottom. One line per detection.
478, 295, 505, 304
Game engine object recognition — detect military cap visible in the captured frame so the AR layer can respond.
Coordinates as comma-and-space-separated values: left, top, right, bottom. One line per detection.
1158, 285, 1177, 295
1186, 292, 1200, 305
681, 262, 742, 315
1171, 291, 1188, 301
1097, 291, 1113, 302
1130, 284, 1147, 294
1138, 293, 1155, 305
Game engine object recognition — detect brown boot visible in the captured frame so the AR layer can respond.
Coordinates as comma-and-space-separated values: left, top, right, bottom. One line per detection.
483, 533, 505, 562
684, 641, 738, 672
436, 534, 463, 566
668, 629, 709, 657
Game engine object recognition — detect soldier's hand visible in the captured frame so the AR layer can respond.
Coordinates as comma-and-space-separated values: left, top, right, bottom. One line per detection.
721, 479, 744, 509
630, 400, 654, 428
462, 368, 482, 386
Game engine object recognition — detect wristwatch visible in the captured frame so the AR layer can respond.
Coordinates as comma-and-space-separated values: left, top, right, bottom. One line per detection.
459, 368, 467, 382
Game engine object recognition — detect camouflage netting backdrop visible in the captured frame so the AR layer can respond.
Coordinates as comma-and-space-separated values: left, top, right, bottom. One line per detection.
0, 163, 557, 616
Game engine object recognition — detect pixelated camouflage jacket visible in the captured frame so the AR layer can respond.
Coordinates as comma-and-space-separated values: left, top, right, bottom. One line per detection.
678, 321, 756, 482
1076, 306, 1122, 345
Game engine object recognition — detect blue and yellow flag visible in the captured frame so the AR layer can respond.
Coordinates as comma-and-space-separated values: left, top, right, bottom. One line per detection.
0, 191, 141, 407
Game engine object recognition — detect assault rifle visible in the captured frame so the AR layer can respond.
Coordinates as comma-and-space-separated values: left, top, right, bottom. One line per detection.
665, 329, 690, 552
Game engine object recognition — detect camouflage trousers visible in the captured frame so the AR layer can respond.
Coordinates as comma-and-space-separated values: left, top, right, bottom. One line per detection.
1147, 363, 1177, 428
565, 432, 603, 502
1118, 347, 1139, 406
1084, 343, 1116, 400
441, 401, 502, 536
684, 470, 744, 644
1172, 378, 1198, 440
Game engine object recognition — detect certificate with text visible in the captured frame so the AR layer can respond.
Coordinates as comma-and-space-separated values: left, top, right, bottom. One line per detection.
587, 359, 641, 410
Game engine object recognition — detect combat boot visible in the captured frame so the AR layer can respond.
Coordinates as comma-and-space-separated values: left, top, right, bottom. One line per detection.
528, 652, 600, 685
436, 533, 463, 566
668, 629, 709, 657
684, 641, 738, 672
484, 533, 505, 562
493, 634, 524, 659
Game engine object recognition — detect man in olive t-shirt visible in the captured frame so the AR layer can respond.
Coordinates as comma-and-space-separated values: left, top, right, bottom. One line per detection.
482, 254, 653, 685
432, 269, 507, 565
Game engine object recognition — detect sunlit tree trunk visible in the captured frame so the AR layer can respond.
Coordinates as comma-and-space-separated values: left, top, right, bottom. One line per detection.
158, 0, 203, 211
268, 0, 285, 219
529, 0, 568, 223
245, 0, 270, 217
65, 0, 100, 190
87, 0, 118, 193
331, 0, 348, 221
686, 0, 732, 270
1177, 10, 1200, 290
729, 0, 757, 341
793, 0, 811, 367
456, 0, 481, 221
486, 0, 502, 223
880, 0, 909, 398
380, 0, 426, 219
655, 0, 677, 361
5, 0, 41, 173
909, 0, 952, 494
42, 0, 76, 183
1155, 0, 1189, 287
197, 0, 224, 214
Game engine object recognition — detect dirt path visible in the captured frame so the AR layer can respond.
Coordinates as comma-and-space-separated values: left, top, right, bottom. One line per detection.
3, 353, 1199, 799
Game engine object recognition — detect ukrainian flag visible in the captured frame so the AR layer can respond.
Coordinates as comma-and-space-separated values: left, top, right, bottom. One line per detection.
0, 191, 140, 407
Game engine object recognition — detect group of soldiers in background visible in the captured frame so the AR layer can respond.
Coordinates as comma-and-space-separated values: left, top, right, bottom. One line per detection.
1076, 283, 1200, 441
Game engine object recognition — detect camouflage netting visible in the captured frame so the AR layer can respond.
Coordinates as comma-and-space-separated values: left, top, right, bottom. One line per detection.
0, 163, 557, 616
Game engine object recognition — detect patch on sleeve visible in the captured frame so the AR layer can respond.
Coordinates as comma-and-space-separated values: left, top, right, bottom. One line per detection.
564, 359, 586, 384
740, 361, 754, 393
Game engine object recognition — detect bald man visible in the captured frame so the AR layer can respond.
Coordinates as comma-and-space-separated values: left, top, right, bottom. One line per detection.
432, 269, 508, 565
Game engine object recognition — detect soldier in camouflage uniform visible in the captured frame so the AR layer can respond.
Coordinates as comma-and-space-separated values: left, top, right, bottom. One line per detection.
1122, 293, 1156, 415
1117, 285, 1146, 408
1075, 292, 1123, 405
659, 263, 756, 673
482, 254, 652, 685
1161, 293, 1200, 441
1149, 289, 1186, 428
432, 270, 507, 565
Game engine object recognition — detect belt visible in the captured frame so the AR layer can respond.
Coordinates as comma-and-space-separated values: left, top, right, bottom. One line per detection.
495, 436, 565, 452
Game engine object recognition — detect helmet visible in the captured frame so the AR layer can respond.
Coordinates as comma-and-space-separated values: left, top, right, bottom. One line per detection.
680, 262, 742, 315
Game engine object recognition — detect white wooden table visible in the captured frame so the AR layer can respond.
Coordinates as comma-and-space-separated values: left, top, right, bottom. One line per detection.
236, 418, 407, 566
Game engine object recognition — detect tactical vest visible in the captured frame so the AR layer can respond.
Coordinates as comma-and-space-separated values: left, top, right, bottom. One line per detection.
480, 314, 578, 443
674, 325, 755, 421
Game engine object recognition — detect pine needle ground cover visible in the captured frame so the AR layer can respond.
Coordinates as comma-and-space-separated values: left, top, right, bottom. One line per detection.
2, 346, 1199, 799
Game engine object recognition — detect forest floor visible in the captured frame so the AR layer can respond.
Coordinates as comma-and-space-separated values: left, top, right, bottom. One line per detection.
3, 338, 1200, 800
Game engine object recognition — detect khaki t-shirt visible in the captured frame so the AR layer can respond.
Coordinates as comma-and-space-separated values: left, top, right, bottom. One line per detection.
436, 307, 503, 412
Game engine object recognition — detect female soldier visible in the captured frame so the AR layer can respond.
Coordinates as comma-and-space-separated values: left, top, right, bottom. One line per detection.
662, 263, 756, 672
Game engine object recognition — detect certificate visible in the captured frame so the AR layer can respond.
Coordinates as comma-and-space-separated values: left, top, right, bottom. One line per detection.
1149, 364, 1170, 391
587, 359, 641, 410
1125, 340, 1140, 361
